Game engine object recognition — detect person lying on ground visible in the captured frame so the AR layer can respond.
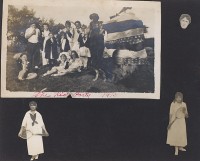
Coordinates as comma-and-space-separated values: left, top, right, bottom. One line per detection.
42, 53, 70, 77
51, 50, 83, 76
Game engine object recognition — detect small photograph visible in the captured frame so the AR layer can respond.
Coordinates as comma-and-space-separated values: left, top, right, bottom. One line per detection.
179, 14, 191, 29
1, 0, 161, 98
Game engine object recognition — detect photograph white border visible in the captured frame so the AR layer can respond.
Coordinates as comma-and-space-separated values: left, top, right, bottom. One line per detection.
1, 0, 161, 99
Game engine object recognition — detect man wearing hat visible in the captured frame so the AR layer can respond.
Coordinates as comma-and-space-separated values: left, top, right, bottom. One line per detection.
18, 101, 49, 160
25, 22, 41, 71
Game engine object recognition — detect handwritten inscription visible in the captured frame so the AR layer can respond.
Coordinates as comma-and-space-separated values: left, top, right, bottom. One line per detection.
101, 93, 117, 98
72, 92, 91, 98
33, 92, 70, 98
32, 92, 117, 98
33, 92, 52, 98
53, 92, 70, 98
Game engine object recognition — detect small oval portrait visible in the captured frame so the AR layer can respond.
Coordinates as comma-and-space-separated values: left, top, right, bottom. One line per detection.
179, 14, 191, 29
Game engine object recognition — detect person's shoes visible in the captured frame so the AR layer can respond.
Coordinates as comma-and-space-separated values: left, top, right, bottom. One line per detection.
175, 150, 179, 156
179, 147, 186, 151
35, 155, 39, 160
30, 156, 35, 160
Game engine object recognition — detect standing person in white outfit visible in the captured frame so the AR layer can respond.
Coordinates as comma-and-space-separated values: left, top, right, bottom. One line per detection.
18, 101, 49, 160
41, 23, 50, 66
166, 92, 189, 155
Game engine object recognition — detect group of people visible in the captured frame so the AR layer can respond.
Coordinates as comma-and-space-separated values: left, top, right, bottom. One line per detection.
16, 13, 105, 81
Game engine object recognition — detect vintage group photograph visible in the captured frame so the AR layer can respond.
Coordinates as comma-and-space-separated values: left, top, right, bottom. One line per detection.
1, 0, 161, 98
0, 0, 200, 161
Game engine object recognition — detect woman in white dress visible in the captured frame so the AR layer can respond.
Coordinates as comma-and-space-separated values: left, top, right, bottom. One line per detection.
41, 23, 50, 66
166, 92, 189, 155
18, 101, 49, 160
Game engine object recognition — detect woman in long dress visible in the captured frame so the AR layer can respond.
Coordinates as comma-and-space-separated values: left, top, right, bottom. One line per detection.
166, 92, 189, 155
88, 13, 105, 81
18, 101, 49, 160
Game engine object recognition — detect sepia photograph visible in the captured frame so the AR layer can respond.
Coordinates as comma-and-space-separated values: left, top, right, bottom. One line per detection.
1, 0, 161, 98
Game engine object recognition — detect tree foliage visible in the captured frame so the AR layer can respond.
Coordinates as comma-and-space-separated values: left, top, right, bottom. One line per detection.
7, 5, 64, 37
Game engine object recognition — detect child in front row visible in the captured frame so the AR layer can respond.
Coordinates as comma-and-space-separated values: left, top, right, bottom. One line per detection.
42, 53, 70, 77
52, 50, 83, 76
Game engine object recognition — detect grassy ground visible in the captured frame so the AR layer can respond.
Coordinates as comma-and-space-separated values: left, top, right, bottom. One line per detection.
6, 51, 154, 93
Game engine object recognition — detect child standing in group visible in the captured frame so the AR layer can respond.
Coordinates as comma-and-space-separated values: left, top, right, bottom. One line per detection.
45, 32, 59, 68
166, 92, 189, 155
78, 25, 91, 69
60, 32, 70, 53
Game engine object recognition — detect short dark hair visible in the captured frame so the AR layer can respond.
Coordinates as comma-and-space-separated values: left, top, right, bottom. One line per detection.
75, 21, 81, 25
60, 54, 67, 59
71, 50, 79, 59
89, 13, 99, 21
65, 21, 71, 27
174, 92, 183, 103
179, 14, 191, 24
29, 101, 37, 107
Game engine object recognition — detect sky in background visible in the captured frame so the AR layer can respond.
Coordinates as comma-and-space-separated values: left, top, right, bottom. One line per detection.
14, 1, 160, 38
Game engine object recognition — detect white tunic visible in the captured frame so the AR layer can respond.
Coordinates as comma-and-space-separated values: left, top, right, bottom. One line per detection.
25, 27, 40, 43
21, 111, 45, 155
166, 102, 188, 147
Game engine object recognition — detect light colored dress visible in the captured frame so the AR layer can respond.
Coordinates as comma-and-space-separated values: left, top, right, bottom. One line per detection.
68, 58, 83, 70
166, 102, 188, 147
21, 111, 45, 156
42, 30, 50, 65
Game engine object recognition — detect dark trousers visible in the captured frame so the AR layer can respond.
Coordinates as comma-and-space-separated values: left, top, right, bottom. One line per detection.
27, 42, 41, 70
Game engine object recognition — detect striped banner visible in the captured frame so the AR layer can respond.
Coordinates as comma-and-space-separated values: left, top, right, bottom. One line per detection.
103, 11, 146, 52
105, 28, 144, 42
103, 20, 144, 33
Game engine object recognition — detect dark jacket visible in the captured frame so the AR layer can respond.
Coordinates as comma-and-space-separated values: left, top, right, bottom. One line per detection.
60, 38, 70, 52
78, 34, 90, 48
45, 38, 58, 59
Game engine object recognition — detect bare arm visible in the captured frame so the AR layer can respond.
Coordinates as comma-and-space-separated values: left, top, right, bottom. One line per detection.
184, 103, 189, 118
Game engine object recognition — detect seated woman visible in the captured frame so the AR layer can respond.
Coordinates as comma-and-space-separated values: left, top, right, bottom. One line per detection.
52, 50, 83, 76
42, 53, 70, 77
14, 53, 37, 80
